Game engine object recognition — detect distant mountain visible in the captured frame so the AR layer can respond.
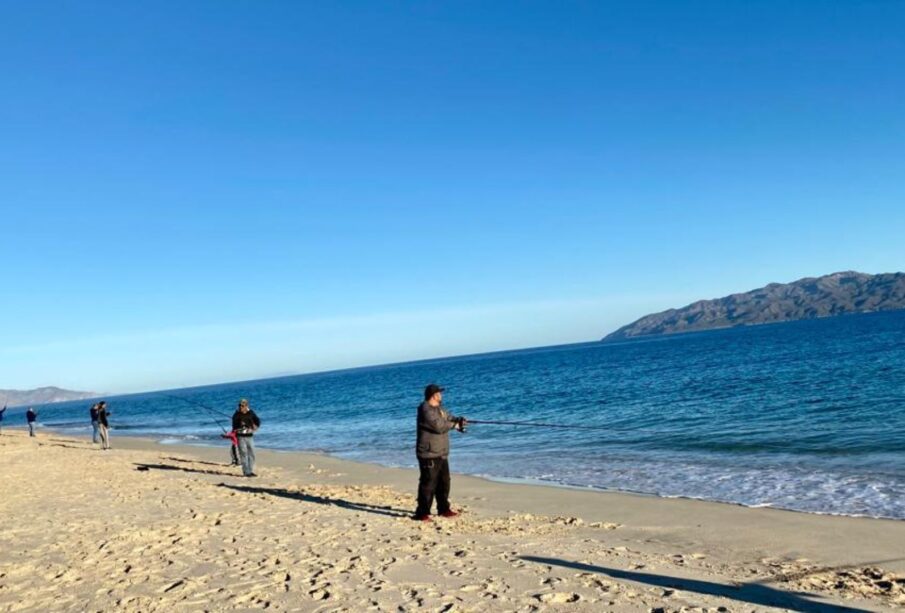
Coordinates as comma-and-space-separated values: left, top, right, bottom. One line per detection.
603, 271, 905, 342
1, 386, 99, 408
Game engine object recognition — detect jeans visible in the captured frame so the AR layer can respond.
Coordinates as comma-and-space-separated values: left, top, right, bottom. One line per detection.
28, 422, 35, 437
238, 436, 256, 475
92, 420, 100, 444
415, 457, 451, 517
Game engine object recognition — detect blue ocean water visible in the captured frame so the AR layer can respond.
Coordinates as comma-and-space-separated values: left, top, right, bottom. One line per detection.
12, 310, 905, 519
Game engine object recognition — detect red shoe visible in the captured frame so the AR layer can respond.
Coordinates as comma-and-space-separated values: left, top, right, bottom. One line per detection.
439, 510, 459, 518
413, 514, 432, 522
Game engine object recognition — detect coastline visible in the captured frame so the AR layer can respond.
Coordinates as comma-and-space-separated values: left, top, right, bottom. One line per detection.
56, 425, 905, 522
1, 430, 903, 611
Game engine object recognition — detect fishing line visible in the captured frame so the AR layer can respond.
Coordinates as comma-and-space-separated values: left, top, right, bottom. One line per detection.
464, 418, 880, 438
466, 419, 616, 432
159, 393, 231, 434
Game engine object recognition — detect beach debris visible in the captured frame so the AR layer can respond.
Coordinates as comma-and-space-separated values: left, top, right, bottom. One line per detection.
552, 516, 583, 526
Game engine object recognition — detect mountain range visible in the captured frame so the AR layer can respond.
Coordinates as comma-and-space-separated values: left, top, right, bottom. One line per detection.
603, 271, 905, 342
1, 386, 99, 408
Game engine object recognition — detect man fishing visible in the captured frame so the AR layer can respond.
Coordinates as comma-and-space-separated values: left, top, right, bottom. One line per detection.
26, 407, 38, 437
96, 401, 111, 449
232, 399, 261, 477
414, 384, 467, 522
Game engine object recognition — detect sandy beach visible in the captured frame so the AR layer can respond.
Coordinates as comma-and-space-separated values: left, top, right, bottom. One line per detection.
0, 430, 903, 612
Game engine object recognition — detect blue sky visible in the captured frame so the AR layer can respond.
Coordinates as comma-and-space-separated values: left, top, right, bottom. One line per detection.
2, 1, 903, 393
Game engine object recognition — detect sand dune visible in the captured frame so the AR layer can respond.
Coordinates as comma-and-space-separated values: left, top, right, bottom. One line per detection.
0, 431, 902, 611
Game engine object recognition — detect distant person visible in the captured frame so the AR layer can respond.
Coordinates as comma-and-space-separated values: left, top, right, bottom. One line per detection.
89, 403, 100, 443
0, 404, 6, 435
96, 401, 111, 450
220, 428, 240, 466
232, 399, 260, 477
26, 408, 38, 437
414, 384, 466, 522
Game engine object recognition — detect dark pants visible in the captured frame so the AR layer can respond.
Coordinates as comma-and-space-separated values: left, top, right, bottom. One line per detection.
230, 444, 239, 465
416, 457, 451, 517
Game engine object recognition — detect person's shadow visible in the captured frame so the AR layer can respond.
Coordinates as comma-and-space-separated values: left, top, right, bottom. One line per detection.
134, 462, 237, 477
217, 483, 412, 518
519, 556, 874, 613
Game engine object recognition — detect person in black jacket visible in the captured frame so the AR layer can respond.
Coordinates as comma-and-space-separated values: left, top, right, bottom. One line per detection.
90, 403, 100, 443
26, 408, 38, 437
414, 384, 466, 521
232, 399, 261, 477
96, 401, 111, 449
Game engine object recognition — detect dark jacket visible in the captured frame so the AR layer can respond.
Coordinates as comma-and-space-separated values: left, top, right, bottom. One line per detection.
26, 410, 37, 423
97, 408, 109, 428
416, 401, 459, 459
232, 410, 261, 437
90, 407, 99, 422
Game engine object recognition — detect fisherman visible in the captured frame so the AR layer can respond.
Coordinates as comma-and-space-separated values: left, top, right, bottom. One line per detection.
232, 399, 261, 477
414, 384, 466, 522
96, 401, 111, 450
89, 403, 100, 444
26, 407, 38, 437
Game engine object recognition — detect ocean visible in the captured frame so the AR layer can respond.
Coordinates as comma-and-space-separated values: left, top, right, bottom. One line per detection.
11, 310, 905, 519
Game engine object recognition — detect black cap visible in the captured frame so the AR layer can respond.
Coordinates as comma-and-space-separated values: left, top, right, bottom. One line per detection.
424, 384, 445, 400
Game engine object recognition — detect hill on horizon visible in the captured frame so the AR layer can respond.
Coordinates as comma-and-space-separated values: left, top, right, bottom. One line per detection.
1, 386, 100, 408
603, 271, 905, 342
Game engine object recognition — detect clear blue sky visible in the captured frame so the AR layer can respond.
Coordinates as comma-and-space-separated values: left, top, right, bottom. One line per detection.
2, 1, 903, 393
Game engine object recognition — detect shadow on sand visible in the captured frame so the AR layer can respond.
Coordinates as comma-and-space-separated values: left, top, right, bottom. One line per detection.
40, 442, 96, 450
217, 483, 412, 519
164, 456, 231, 467
519, 556, 873, 613
134, 462, 239, 477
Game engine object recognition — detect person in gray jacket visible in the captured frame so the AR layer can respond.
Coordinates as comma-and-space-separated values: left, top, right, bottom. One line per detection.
414, 384, 466, 521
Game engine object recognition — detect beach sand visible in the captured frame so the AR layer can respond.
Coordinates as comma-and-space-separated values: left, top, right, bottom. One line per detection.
0, 430, 903, 612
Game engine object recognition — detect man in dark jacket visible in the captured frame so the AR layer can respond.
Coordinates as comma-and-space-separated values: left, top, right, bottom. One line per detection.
414, 384, 466, 521
232, 399, 261, 477
26, 408, 38, 437
96, 401, 111, 449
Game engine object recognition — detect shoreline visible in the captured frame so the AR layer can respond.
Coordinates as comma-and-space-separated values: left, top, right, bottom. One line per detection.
3, 429, 904, 611
58, 430, 905, 570
30, 424, 905, 524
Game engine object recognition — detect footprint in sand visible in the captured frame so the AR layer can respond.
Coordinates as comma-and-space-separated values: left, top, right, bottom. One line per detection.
536, 592, 581, 603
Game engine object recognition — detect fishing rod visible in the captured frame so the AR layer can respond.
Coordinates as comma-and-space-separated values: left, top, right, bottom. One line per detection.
464, 418, 716, 434
465, 419, 616, 432
159, 393, 231, 434
463, 419, 864, 438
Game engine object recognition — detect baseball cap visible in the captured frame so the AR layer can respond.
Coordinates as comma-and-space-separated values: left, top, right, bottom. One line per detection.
423, 384, 445, 400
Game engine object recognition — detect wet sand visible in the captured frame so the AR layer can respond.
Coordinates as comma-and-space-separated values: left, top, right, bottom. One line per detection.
0, 430, 903, 611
